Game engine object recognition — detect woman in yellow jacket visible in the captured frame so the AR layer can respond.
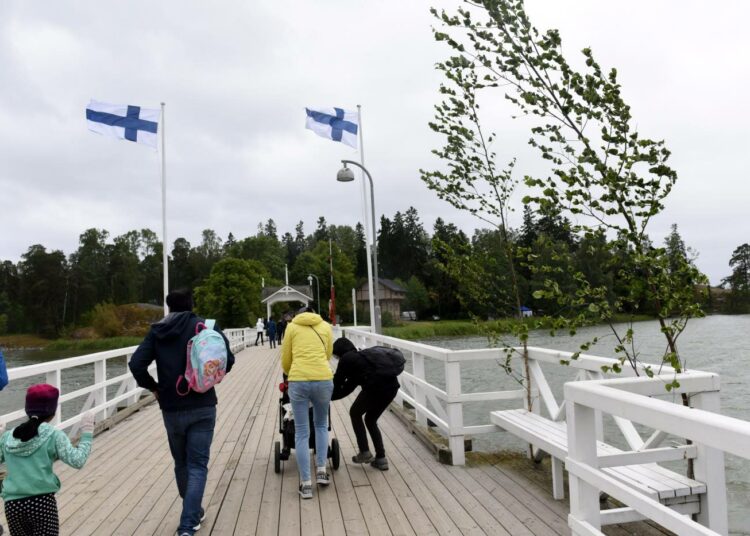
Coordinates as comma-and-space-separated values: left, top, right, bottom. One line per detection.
280, 306, 334, 499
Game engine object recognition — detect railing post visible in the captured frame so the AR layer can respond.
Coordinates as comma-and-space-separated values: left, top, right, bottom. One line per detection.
567, 400, 601, 533
94, 359, 107, 422
125, 353, 140, 407
46, 369, 62, 425
412, 352, 427, 426
691, 390, 728, 535
444, 360, 465, 465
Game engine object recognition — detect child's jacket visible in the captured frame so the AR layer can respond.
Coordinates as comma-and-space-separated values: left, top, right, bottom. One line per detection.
0, 423, 92, 501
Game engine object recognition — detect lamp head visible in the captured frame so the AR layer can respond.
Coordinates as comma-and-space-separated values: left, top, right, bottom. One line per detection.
337, 166, 355, 182
307, 275, 312, 285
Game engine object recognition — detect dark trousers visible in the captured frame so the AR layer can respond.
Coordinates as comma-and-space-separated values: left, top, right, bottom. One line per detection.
254, 332, 264, 345
162, 406, 216, 534
349, 385, 399, 458
268, 334, 276, 348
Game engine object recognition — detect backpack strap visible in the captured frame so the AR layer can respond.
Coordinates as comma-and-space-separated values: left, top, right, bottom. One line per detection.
205, 319, 216, 330
176, 375, 191, 396
308, 325, 327, 352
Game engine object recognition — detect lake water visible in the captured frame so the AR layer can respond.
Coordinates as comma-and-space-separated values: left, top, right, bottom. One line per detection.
419, 314, 750, 535
0, 348, 132, 423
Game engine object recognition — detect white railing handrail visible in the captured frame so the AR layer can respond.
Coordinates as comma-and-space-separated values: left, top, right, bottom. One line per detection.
565, 374, 746, 459
1, 327, 254, 435
564, 372, 733, 535
7, 346, 139, 381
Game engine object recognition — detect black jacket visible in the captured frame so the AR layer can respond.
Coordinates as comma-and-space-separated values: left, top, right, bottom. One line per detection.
129, 312, 235, 412
331, 350, 399, 401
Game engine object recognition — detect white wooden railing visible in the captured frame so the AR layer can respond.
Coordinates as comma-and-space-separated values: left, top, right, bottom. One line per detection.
564, 373, 741, 536
337, 326, 740, 534
340, 327, 683, 465
1, 328, 253, 437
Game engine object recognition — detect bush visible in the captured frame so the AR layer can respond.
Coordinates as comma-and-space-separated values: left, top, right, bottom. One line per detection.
0, 313, 7, 335
380, 311, 396, 327
91, 303, 124, 338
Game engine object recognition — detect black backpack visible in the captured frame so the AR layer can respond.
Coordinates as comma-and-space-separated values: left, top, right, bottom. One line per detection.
360, 346, 405, 384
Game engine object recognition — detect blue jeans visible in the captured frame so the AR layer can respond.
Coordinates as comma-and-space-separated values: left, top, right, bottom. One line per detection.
288, 380, 333, 482
162, 405, 216, 535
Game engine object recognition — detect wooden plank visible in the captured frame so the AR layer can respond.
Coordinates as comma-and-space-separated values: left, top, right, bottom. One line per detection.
370, 405, 487, 535
233, 363, 287, 534
464, 463, 565, 536
330, 398, 412, 536
206, 357, 279, 534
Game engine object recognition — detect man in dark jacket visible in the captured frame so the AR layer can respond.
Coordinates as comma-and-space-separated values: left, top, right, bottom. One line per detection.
129, 289, 235, 536
331, 337, 399, 471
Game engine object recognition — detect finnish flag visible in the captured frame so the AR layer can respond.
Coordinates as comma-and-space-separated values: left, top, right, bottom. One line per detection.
305, 107, 358, 149
86, 100, 160, 149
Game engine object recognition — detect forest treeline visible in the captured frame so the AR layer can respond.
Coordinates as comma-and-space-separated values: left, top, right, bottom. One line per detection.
0, 206, 748, 337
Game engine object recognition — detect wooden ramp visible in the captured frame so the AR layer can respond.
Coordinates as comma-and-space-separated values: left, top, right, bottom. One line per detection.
1, 346, 671, 535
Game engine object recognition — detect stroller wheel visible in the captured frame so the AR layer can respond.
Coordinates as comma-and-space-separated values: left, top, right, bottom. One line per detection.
331, 438, 340, 470
274, 441, 281, 474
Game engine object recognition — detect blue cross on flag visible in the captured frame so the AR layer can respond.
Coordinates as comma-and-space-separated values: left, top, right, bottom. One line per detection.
86, 100, 160, 149
305, 107, 358, 149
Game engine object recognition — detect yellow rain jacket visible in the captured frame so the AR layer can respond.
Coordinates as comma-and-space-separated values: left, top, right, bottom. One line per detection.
281, 312, 333, 381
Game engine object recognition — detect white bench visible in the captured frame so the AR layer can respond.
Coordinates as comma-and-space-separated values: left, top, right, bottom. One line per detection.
491, 409, 705, 525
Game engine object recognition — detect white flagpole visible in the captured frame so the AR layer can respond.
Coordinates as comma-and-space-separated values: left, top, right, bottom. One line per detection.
160, 102, 169, 316
357, 104, 376, 332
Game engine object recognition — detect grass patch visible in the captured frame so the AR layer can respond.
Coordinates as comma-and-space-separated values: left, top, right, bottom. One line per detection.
381, 313, 657, 341
44, 337, 143, 352
0, 334, 51, 349
383, 320, 483, 340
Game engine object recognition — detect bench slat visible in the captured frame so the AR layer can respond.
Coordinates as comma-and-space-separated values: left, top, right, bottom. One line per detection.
490, 409, 705, 503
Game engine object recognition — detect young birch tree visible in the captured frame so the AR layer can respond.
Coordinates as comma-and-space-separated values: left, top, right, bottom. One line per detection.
426, 0, 707, 393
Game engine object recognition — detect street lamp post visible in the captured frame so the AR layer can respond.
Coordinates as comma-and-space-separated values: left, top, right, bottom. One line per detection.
336, 160, 382, 334
307, 273, 321, 314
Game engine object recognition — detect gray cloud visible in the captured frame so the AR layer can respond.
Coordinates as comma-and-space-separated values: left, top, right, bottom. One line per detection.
1, 0, 747, 285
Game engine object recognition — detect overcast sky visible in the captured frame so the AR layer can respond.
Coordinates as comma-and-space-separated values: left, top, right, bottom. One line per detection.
1, 1, 747, 285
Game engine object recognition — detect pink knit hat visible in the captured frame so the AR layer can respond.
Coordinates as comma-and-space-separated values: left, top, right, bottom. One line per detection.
25, 384, 59, 417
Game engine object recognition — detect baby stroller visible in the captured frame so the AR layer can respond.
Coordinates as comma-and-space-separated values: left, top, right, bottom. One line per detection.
274, 375, 340, 474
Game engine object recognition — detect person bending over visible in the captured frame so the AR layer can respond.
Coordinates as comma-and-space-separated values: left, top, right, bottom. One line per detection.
331, 337, 403, 471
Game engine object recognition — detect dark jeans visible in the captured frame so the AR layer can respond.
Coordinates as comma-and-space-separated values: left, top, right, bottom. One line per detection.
162, 405, 216, 535
349, 385, 399, 458
268, 335, 276, 348
255, 332, 264, 345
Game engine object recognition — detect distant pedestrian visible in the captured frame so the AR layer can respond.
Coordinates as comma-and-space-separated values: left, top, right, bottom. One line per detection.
281, 306, 334, 499
254, 318, 265, 346
277, 317, 287, 344
331, 337, 404, 471
129, 289, 235, 536
267, 318, 277, 349
0, 384, 95, 536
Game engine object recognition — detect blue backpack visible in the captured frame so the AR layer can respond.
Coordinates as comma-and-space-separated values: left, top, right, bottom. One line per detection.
0, 347, 8, 391
176, 319, 228, 395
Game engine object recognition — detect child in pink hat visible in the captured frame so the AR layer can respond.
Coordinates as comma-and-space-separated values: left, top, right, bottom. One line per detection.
0, 384, 95, 536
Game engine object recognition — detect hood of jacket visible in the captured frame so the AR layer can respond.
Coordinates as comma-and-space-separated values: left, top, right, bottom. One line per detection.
292, 312, 324, 327
151, 311, 197, 341
4, 423, 55, 457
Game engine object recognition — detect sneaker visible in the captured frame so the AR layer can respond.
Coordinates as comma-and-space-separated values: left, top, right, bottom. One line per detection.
177, 532, 192, 536
193, 508, 206, 531
370, 457, 389, 471
299, 483, 313, 499
316, 469, 330, 486
351, 450, 374, 464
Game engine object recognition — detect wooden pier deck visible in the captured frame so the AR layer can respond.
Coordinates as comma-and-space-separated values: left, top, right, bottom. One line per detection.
2, 346, 671, 535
